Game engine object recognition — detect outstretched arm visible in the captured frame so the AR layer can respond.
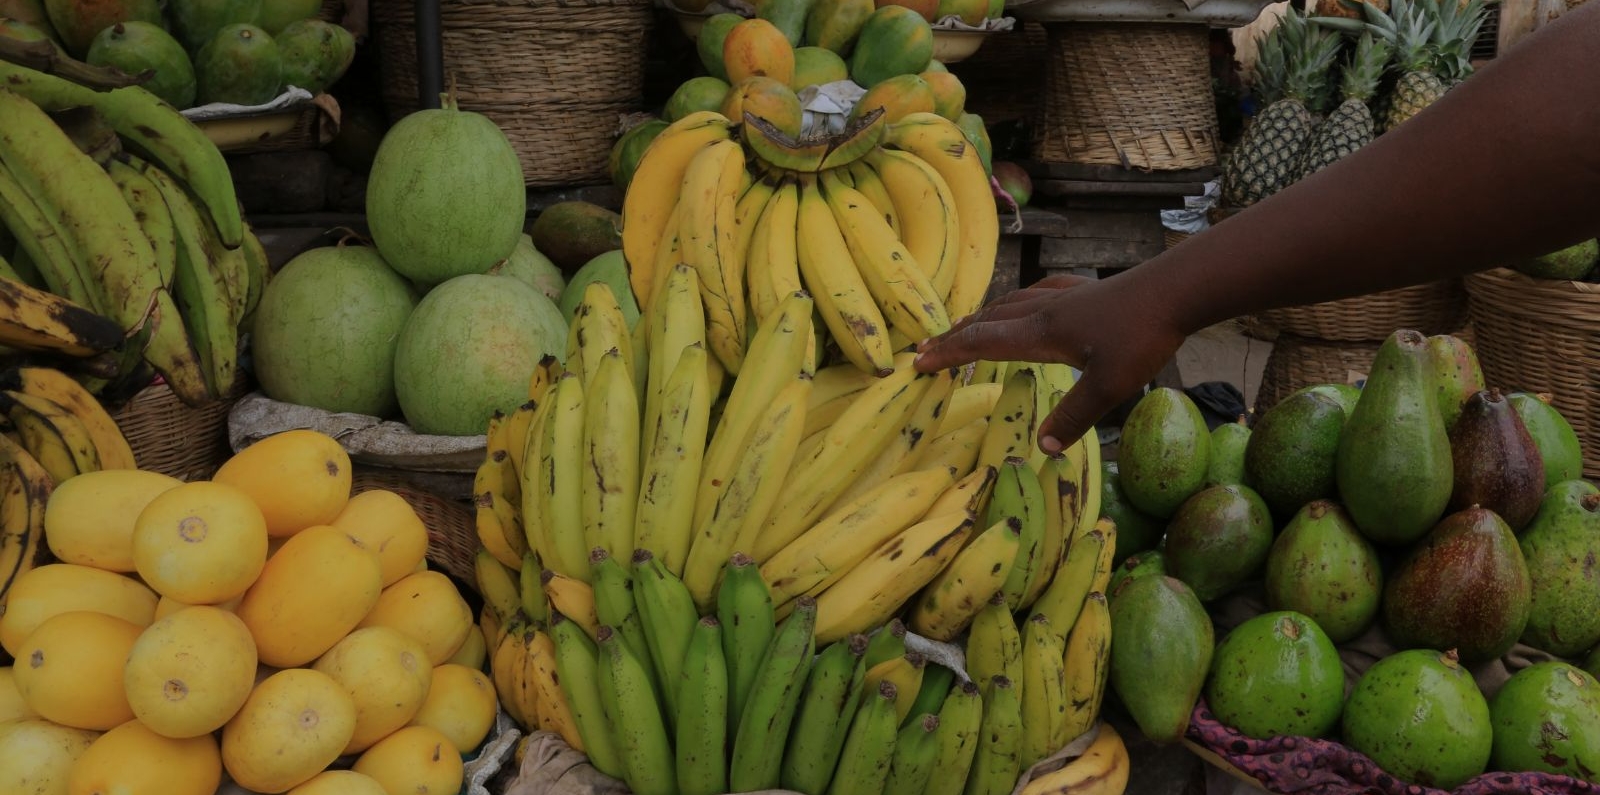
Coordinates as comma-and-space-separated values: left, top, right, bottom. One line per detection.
915, 1, 1600, 454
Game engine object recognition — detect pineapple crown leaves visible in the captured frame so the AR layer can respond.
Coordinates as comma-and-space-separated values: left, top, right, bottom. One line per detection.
1313, 0, 1437, 73
1251, 23, 1292, 105
1429, 0, 1497, 81
1283, 19, 1346, 111
1340, 32, 1393, 102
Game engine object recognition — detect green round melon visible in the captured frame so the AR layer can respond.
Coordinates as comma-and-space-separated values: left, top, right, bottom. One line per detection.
489, 233, 564, 302
393, 274, 567, 436
558, 250, 640, 329
366, 96, 527, 288
86, 22, 196, 109
251, 244, 418, 417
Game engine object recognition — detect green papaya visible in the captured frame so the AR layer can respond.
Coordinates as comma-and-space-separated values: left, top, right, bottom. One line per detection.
86, 22, 196, 109
609, 118, 668, 191
758, 0, 813, 47
195, 23, 282, 106
696, 12, 742, 81
1424, 333, 1484, 430
791, 45, 849, 89
1489, 662, 1600, 782
1342, 649, 1492, 790
168, 0, 261, 52
1508, 392, 1584, 488
1243, 386, 1346, 520
1204, 417, 1249, 487
1335, 329, 1453, 546
847, 5, 933, 88
1117, 387, 1210, 519
275, 18, 354, 96
1099, 460, 1164, 564
1162, 484, 1274, 602
1108, 576, 1213, 744
803, 0, 873, 55
1204, 612, 1345, 739
1263, 500, 1381, 644
1519, 480, 1600, 657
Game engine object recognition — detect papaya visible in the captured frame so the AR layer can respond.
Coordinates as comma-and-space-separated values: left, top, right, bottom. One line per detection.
724, 18, 795, 87
758, 0, 813, 46
609, 119, 668, 190
43, 0, 161, 56
920, 69, 966, 120
723, 76, 804, 137
792, 45, 848, 89
848, 5, 933, 88
850, 73, 934, 123
987, 0, 1003, 18
804, 0, 873, 55
696, 12, 742, 80
664, 75, 732, 122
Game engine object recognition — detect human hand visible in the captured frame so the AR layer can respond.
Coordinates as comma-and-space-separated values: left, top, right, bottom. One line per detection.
914, 273, 1188, 455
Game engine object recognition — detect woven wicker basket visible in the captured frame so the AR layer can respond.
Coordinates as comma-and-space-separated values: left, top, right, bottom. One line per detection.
111, 382, 246, 481
1255, 280, 1469, 343
1464, 268, 1600, 479
351, 469, 477, 584
1033, 22, 1220, 170
373, 0, 653, 187
946, 21, 1049, 126
1252, 333, 1379, 416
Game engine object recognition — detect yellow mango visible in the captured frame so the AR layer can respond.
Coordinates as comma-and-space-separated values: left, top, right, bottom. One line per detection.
332, 489, 430, 586
235, 525, 383, 667
0, 563, 156, 656
222, 668, 358, 793
212, 429, 352, 537
67, 720, 221, 795
42, 469, 182, 572
312, 627, 433, 754
14, 611, 142, 730
125, 606, 258, 739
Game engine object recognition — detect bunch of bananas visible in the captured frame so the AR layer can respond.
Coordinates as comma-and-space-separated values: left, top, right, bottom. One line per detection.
0, 365, 138, 615
0, 60, 263, 408
619, 108, 999, 378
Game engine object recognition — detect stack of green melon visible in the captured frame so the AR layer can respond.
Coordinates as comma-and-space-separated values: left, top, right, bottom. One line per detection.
0, 0, 355, 109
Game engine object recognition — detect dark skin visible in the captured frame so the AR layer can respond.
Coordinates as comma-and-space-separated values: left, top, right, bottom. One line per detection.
915, 1, 1600, 455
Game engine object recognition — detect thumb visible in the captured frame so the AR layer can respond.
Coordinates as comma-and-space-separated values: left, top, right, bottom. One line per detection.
1037, 371, 1124, 456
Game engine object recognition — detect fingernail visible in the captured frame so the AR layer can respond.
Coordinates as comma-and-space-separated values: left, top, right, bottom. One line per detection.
1041, 435, 1063, 455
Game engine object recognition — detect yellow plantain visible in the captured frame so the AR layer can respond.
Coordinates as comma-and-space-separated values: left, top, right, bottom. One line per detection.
794, 173, 894, 375
819, 170, 950, 342
678, 138, 748, 374
811, 509, 975, 644
622, 111, 734, 308
864, 147, 960, 301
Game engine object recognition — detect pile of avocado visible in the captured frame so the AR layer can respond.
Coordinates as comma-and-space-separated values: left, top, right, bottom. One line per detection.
1103, 328, 1600, 790
1512, 238, 1600, 281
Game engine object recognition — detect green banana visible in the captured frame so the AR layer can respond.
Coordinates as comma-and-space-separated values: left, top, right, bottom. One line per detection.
729, 595, 818, 792
862, 618, 907, 671
925, 681, 985, 795
632, 550, 700, 729
989, 456, 1047, 610
903, 662, 954, 728
0, 159, 98, 311
0, 61, 243, 247
676, 616, 728, 795
104, 158, 177, 292
138, 159, 236, 397
597, 625, 676, 795
977, 366, 1038, 472
884, 713, 942, 795
718, 551, 775, 738
965, 676, 1022, 795
827, 680, 901, 795
780, 633, 870, 795
239, 225, 269, 328
965, 594, 1022, 693
549, 612, 626, 780
520, 550, 550, 626
591, 547, 656, 694
539, 373, 590, 581
1020, 613, 1068, 770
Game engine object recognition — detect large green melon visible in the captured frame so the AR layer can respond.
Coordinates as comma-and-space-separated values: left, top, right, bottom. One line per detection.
366, 96, 527, 288
393, 274, 567, 436
251, 244, 418, 417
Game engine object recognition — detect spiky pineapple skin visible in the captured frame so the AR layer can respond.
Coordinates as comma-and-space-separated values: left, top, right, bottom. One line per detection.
1297, 100, 1376, 179
1382, 68, 1448, 130
1222, 100, 1317, 207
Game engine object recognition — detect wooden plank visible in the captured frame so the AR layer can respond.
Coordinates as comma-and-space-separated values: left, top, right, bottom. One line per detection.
986, 236, 1025, 303
1001, 207, 1073, 239
1036, 210, 1165, 271
228, 151, 333, 215
1033, 178, 1209, 200
1019, 160, 1220, 184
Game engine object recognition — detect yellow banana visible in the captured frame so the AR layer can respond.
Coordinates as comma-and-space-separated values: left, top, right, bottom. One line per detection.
912, 417, 988, 480
526, 629, 584, 749
966, 593, 1022, 694
795, 173, 894, 375
865, 147, 960, 301
844, 368, 955, 500
1061, 591, 1111, 745
0, 437, 48, 614
679, 138, 748, 373
801, 388, 866, 439
978, 366, 1039, 472
926, 464, 997, 520
492, 617, 530, 727
3, 367, 135, 469
501, 398, 540, 480
635, 343, 712, 578
474, 548, 523, 625
811, 509, 975, 644
939, 383, 1003, 437
642, 263, 705, 463
733, 167, 778, 272
2, 389, 100, 476
745, 175, 802, 327
581, 350, 639, 561
1018, 722, 1129, 795
0, 276, 117, 357
475, 462, 524, 570
909, 517, 1019, 642
528, 352, 560, 403
1021, 613, 1069, 770
518, 393, 558, 569
538, 373, 590, 581
646, 198, 686, 312
808, 362, 882, 410
820, 170, 950, 342
566, 281, 635, 392
845, 160, 901, 237
542, 569, 599, 642
1030, 524, 1110, 639
622, 111, 734, 308
885, 113, 999, 320
862, 652, 925, 724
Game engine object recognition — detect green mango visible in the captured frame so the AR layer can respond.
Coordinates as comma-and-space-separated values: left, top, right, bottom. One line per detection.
1204, 611, 1345, 739
791, 46, 848, 88
254, 0, 320, 34
696, 13, 743, 81
1204, 417, 1250, 487
1263, 500, 1381, 644
1107, 548, 1166, 598
1335, 330, 1453, 546
608, 118, 668, 191
1108, 575, 1213, 744
86, 21, 196, 109
1302, 382, 1360, 417
1424, 333, 1485, 430
758, 0, 813, 47
168, 0, 261, 52
1099, 461, 1163, 565
1383, 507, 1531, 664
956, 112, 992, 177
1243, 387, 1346, 520
1584, 645, 1600, 681
663, 76, 731, 122
1342, 649, 1492, 790
803, 0, 872, 54
1117, 387, 1210, 519
1162, 484, 1273, 603
275, 18, 354, 96
1508, 392, 1585, 488
194, 23, 282, 106
1518, 480, 1600, 657
1489, 662, 1600, 782
1512, 238, 1598, 281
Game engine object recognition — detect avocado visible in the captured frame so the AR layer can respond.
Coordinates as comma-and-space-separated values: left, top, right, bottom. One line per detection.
1488, 662, 1600, 781
529, 200, 624, 275
1335, 330, 1453, 546
1204, 417, 1250, 488
1204, 611, 1345, 739
1117, 387, 1210, 519
1424, 333, 1485, 430
1512, 238, 1598, 281
1585, 646, 1600, 681
1519, 481, 1600, 657
1303, 382, 1360, 417
1448, 389, 1545, 531
1108, 575, 1213, 743
1508, 392, 1585, 489
1342, 648, 1492, 790
1107, 549, 1166, 599
1163, 484, 1274, 602
1244, 386, 1346, 520
1264, 499, 1382, 644
1099, 461, 1164, 565
1383, 506, 1532, 664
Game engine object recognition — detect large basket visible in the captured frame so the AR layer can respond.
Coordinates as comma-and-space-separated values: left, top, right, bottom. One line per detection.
111, 382, 246, 481
350, 469, 477, 584
947, 21, 1049, 126
373, 0, 654, 187
1255, 280, 1469, 342
1033, 22, 1220, 170
1252, 333, 1380, 416
1465, 268, 1600, 479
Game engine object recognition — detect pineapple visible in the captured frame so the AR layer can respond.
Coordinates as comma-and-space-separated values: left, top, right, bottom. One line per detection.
1430, 0, 1492, 86
1320, 0, 1442, 130
1220, 12, 1344, 207
1296, 33, 1391, 179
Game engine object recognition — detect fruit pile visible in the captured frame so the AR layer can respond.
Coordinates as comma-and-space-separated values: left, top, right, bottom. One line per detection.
1107, 328, 1600, 789
0, 429, 497, 795
3, 0, 354, 109
1221, 0, 1491, 208
0, 60, 262, 408
1508, 237, 1600, 282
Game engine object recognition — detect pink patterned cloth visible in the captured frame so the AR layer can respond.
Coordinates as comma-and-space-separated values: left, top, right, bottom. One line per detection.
1185, 698, 1600, 795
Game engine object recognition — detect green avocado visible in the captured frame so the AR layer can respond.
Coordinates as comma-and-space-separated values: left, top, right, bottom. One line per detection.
1512, 239, 1598, 281
1518, 480, 1600, 657
1489, 662, 1600, 782
1099, 460, 1164, 565
1163, 484, 1274, 603
1342, 648, 1492, 790
1107, 548, 1166, 599
1117, 387, 1210, 519
1244, 386, 1347, 520
1508, 392, 1585, 488
1205, 611, 1346, 739
1108, 575, 1214, 744
1204, 417, 1250, 488
1264, 499, 1382, 644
